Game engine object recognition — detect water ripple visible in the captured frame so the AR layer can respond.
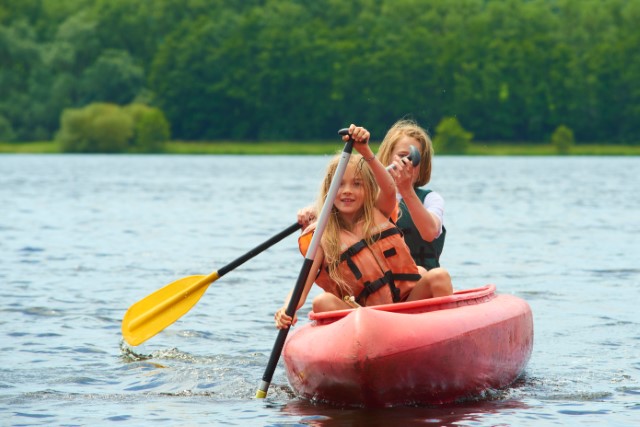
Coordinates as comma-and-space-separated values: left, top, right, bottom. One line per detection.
2, 155, 639, 426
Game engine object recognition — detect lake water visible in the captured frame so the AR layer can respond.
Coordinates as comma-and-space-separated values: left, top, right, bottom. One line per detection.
1, 154, 639, 426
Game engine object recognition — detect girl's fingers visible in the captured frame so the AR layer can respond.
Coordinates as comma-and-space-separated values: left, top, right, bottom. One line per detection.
395, 157, 412, 173
275, 307, 297, 329
389, 158, 413, 187
296, 209, 316, 227
347, 124, 369, 143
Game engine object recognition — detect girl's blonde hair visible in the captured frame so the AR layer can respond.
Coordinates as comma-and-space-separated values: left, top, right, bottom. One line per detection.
377, 119, 433, 187
316, 154, 379, 295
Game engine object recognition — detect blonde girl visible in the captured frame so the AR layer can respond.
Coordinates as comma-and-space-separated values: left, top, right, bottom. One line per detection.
275, 124, 437, 329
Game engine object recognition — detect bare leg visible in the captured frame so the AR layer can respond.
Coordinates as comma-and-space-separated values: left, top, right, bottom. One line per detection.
427, 267, 453, 297
312, 292, 352, 312
407, 267, 453, 301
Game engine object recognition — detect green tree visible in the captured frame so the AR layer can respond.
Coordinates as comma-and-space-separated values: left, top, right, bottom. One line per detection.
57, 103, 132, 153
124, 103, 170, 153
149, 13, 243, 140
551, 124, 574, 155
0, 20, 44, 140
2, 0, 640, 144
79, 49, 145, 105
0, 114, 16, 141
434, 117, 473, 154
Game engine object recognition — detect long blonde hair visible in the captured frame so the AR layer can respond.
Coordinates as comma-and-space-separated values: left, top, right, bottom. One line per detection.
316, 154, 380, 294
377, 119, 433, 187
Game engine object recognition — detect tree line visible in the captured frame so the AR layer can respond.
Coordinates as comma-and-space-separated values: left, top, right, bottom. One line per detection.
1, 0, 638, 146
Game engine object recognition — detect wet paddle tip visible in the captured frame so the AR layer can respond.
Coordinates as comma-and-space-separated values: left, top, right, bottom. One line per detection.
121, 327, 152, 347
255, 380, 270, 398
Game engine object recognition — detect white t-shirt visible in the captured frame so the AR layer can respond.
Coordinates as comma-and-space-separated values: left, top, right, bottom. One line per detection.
397, 190, 444, 238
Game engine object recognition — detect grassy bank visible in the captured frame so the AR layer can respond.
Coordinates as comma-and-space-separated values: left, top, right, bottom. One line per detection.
1, 140, 639, 155
0, 141, 62, 154
165, 141, 359, 155
466, 143, 640, 156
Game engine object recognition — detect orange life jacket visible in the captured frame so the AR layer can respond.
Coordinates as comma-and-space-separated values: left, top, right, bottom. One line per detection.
298, 214, 421, 307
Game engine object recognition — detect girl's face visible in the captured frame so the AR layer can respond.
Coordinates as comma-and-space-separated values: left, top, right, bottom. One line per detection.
392, 135, 422, 184
334, 163, 365, 222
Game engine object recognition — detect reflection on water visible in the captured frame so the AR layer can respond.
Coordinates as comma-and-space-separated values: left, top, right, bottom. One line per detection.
1, 155, 639, 426
280, 397, 532, 427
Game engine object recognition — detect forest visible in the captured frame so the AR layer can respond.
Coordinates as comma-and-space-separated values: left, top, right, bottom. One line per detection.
1, 0, 638, 145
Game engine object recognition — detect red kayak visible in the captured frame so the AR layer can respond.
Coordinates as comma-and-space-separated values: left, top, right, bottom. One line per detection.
283, 285, 533, 407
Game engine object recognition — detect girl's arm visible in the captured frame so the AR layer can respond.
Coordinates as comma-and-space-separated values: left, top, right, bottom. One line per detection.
274, 248, 324, 329
391, 157, 442, 242
345, 124, 396, 218
400, 189, 441, 242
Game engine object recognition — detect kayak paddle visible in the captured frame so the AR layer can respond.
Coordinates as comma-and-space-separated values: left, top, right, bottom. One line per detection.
256, 128, 356, 398
122, 222, 301, 346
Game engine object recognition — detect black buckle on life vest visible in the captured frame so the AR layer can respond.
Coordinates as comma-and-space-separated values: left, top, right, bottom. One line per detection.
356, 271, 400, 305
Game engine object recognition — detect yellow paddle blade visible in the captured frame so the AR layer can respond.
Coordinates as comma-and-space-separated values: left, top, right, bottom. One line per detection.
122, 272, 219, 346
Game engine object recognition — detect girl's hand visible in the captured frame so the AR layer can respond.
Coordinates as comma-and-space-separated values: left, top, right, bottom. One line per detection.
274, 307, 297, 329
343, 124, 375, 160
343, 124, 370, 145
297, 205, 317, 229
389, 155, 415, 196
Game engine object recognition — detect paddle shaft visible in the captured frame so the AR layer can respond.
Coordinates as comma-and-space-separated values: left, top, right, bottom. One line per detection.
218, 222, 301, 278
256, 131, 355, 398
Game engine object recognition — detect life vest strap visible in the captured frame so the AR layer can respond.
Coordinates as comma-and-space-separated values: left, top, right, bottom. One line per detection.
399, 224, 444, 270
339, 227, 402, 262
356, 271, 398, 305
339, 227, 403, 281
383, 247, 397, 258
346, 257, 362, 280
412, 246, 437, 267
393, 273, 422, 282
354, 269, 421, 305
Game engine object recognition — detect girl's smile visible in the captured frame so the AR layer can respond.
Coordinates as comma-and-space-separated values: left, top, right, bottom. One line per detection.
334, 163, 365, 223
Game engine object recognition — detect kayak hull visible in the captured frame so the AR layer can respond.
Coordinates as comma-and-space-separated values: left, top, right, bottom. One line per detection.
282, 285, 533, 407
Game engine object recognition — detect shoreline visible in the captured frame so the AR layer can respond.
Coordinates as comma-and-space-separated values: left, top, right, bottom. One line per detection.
1, 140, 639, 156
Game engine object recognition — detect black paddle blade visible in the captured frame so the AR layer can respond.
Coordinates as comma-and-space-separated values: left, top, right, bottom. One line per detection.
408, 145, 421, 166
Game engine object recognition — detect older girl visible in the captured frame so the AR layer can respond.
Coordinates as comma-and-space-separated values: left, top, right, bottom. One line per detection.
378, 119, 452, 298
